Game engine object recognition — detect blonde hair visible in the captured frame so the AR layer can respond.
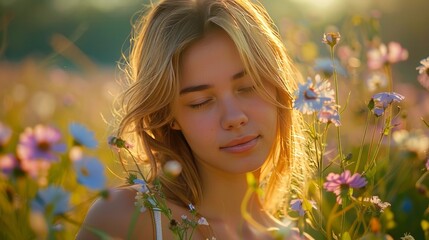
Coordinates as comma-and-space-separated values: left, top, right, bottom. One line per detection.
116, 0, 313, 214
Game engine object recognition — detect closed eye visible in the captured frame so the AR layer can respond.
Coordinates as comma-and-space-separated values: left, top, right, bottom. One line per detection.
189, 99, 212, 109
238, 86, 256, 94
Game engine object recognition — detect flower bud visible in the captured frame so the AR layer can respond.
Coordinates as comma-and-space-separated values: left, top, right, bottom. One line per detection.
322, 32, 341, 47
164, 160, 182, 177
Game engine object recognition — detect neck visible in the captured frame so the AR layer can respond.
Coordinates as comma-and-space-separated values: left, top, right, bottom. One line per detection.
197, 168, 265, 226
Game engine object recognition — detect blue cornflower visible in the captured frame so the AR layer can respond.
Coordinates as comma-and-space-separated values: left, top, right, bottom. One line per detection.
293, 75, 335, 114
69, 123, 98, 149
369, 92, 404, 117
314, 58, 347, 78
74, 157, 106, 190
133, 178, 149, 193
31, 186, 70, 215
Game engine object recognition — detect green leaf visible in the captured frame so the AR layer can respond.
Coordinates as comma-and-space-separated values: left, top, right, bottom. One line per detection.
367, 98, 375, 111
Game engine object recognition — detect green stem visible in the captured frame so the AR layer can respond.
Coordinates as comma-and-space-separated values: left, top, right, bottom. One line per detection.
354, 111, 371, 173
125, 148, 147, 181
384, 63, 394, 167
363, 125, 385, 175
330, 46, 344, 168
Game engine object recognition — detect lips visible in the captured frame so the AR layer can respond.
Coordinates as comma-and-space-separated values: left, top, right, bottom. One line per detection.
220, 135, 260, 153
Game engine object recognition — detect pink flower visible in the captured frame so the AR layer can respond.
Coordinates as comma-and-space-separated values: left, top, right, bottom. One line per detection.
416, 57, 429, 91
0, 154, 17, 177
367, 42, 408, 70
426, 158, 429, 171
323, 170, 367, 204
17, 125, 66, 177
318, 104, 341, 127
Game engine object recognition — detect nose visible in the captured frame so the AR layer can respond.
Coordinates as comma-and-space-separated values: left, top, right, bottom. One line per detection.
220, 98, 248, 130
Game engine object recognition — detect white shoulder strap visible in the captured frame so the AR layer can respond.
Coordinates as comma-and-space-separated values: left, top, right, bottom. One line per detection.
153, 209, 163, 240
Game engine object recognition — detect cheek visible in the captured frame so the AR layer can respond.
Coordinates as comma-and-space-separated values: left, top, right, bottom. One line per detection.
177, 114, 218, 149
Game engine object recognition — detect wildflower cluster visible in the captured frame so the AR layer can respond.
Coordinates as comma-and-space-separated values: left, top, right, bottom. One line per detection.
287, 27, 429, 240
0, 122, 107, 239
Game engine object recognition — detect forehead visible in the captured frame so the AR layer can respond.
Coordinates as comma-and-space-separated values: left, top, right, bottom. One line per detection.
179, 29, 244, 86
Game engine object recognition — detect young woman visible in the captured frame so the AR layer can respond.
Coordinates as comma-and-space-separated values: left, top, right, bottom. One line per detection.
77, 0, 313, 239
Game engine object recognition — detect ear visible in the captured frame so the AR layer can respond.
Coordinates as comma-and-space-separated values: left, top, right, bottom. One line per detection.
170, 120, 181, 130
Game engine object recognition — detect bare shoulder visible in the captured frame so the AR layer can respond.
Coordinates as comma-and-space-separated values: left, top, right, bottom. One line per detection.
76, 186, 155, 240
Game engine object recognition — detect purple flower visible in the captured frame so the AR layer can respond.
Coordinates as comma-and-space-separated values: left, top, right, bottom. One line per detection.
290, 198, 317, 216
369, 92, 405, 117
323, 170, 367, 204
74, 157, 106, 190
318, 104, 341, 127
197, 217, 209, 225
31, 186, 70, 215
17, 125, 66, 177
69, 123, 98, 149
367, 42, 408, 70
416, 57, 429, 91
293, 75, 335, 114
0, 122, 12, 147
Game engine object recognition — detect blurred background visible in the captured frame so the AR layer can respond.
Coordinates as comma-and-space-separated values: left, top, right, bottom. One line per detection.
0, 0, 428, 238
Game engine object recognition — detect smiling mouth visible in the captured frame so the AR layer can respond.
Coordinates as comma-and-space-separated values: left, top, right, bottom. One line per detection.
220, 135, 260, 153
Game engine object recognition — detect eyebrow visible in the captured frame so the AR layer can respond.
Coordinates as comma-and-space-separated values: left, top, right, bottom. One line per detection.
179, 70, 246, 95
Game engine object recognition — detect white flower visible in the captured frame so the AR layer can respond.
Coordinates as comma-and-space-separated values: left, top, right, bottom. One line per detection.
366, 72, 387, 92
197, 217, 209, 225
393, 129, 429, 159
362, 196, 391, 213
401, 233, 415, 240
188, 203, 196, 212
